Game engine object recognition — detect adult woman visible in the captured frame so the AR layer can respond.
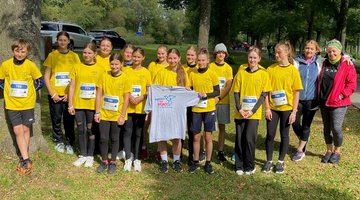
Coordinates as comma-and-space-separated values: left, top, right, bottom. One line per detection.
318, 39, 357, 164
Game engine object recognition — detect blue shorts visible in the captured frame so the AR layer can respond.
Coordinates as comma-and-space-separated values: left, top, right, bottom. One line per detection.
191, 111, 216, 133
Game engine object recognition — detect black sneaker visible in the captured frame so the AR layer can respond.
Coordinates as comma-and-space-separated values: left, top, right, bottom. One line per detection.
275, 161, 284, 174
321, 151, 333, 163
204, 163, 214, 174
108, 162, 117, 174
217, 151, 227, 163
159, 160, 168, 173
188, 161, 200, 173
173, 160, 183, 173
199, 151, 206, 162
261, 161, 273, 173
329, 152, 341, 164
96, 161, 108, 173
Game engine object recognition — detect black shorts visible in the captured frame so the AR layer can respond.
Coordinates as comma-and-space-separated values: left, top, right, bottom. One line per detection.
192, 111, 216, 133
7, 109, 35, 127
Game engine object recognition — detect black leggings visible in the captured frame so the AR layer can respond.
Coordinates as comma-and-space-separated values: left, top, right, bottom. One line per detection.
75, 109, 95, 157
292, 100, 318, 141
99, 120, 121, 161
266, 110, 291, 161
234, 119, 259, 171
123, 114, 145, 160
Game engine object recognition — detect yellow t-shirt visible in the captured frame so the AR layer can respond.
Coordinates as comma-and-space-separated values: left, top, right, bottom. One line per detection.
237, 63, 265, 73
189, 69, 219, 113
267, 63, 303, 111
43, 50, 80, 96
209, 62, 233, 104
96, 71, 132, 121
69, 63, 104, 110
148, 61, 167, 82
0, 58, 42, 110
182, 63, 198, 77
126, 67, 152, 114
96, 54, 110, 72
231, 66, 272, 120
153, 66, 190, 87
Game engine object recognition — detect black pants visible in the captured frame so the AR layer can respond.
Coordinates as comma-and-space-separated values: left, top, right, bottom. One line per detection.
75, 109, 95, 156
234, 119, 259, 171
292, 100, 318, 141
266, 110, 291, 161
186, 107, 194, 160
123, 114, 145, 160
48, 95, 75, 145
99, 120, 121, 161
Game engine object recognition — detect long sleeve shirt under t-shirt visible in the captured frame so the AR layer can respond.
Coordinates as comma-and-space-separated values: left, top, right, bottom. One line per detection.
145, 85, 199, 143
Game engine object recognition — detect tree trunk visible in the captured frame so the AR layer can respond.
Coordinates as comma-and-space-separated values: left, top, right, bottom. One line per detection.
334, 0, 349, 52
0, 0, 48, 156
316, 31, 321, 43
214, 0, 230, 46
307, 9, 315, 40
198, 0, 211, 49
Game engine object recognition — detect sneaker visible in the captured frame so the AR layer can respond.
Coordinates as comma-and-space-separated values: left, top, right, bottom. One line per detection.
172, 160, 183, 173
124, 158, 132, 171
96, 161, 108, 173
140, 149, 148, 160
245, 168, 256, 175
217, 151, 227, 163
204, 163, 214, 174
133, 159, 142, 172
116, 150, 126, 160
16, 159, 32, 175
187, 157, 193, 166
329, 152, 341, 164
129, 152, 134, 161
84, 156, 94, 168
231, 154, 235, 161
261, 161, 273, 173
73, 156, 87, 167
199, 151, 206, 162
108, 162, 117, 174
55, 143, 65, 153
321, 151, 333, 163
65, 145, 74, 155
159, 160, 168, 173
291, 151, 305, 161
275, 161, 284, 174
236, 170, 244, 175
188, 161, 200, 173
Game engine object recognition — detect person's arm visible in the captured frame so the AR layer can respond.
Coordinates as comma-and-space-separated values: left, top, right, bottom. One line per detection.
204, 85, 220, 99
118, 92, 130, 125
68, 79, 76, 115
217, 79, 232, 103
0, 79, 4, 90
265, 93, 272, 121
34, 77, 44, 91
289, 90, 299, 124
251, 92, 267, 114
341, 65, 357, 98
234, 92, 241, 111
94, 87, 102, 123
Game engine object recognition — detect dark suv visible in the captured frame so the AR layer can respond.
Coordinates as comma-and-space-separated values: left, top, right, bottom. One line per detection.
89, 30, 126, 49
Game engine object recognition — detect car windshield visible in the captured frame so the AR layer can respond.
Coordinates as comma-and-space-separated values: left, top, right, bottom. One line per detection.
89, 32, 105, 37
41, 23, 58, 31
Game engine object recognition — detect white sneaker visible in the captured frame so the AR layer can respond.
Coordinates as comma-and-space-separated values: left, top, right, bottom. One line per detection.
129, 152, 134, 161
65, 145, 74, 155
124, 158, 132, 171
55, 143, 65, 153
84, 156, 94, 168
236, 170, 244, 175
245, 168, 256, 175
116, 150, 126, 160
133, 159, 142, 172
73, 156, 87, 167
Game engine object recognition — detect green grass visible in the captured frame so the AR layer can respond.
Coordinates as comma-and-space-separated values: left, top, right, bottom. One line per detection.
0, 44, 360, 199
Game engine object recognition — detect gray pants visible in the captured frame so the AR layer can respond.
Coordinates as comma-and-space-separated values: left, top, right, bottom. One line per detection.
320, 105, 347, 147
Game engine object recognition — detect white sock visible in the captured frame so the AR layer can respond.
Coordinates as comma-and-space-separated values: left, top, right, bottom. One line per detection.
173, 154, 180, 161
277, 160, 284, 163
160, 154, 168, 162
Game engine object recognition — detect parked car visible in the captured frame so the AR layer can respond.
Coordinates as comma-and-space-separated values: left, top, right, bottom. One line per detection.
40, 21, 95, 49
88, 30, 126, 49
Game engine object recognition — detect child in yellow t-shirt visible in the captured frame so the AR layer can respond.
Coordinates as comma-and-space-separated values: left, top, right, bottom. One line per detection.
0, 39, 44, 175
96, 37, 113, 72
231, 46, 271, 175
94, 53, 131, 174
68, 42, 104, 168
209, 43, 233, 163
262, 41, 303, 174
122, 43, 135, 67
43, 31, 80, 154
188, 48, 220, 174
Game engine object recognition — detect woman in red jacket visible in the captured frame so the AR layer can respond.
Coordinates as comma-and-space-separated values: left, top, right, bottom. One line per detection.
318, 39, 357, 164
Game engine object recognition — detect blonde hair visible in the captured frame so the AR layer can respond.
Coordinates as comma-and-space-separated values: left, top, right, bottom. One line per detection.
168, 48, 186, 87
304, 40, 321, 53
248, 46, 262, 57
156, 44, 168, 63
275, 40, 294, 64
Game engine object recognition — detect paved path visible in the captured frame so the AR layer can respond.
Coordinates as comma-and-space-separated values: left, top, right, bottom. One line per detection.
351, 80, 360, 109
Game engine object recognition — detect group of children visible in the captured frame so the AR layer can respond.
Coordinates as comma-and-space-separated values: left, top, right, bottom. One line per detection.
2, 32, 355, 176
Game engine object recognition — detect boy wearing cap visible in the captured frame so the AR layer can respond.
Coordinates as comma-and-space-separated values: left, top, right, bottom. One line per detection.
209, 43, 233, 163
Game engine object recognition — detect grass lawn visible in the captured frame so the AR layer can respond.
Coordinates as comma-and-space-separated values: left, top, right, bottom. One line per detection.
0, 44, 359, 199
